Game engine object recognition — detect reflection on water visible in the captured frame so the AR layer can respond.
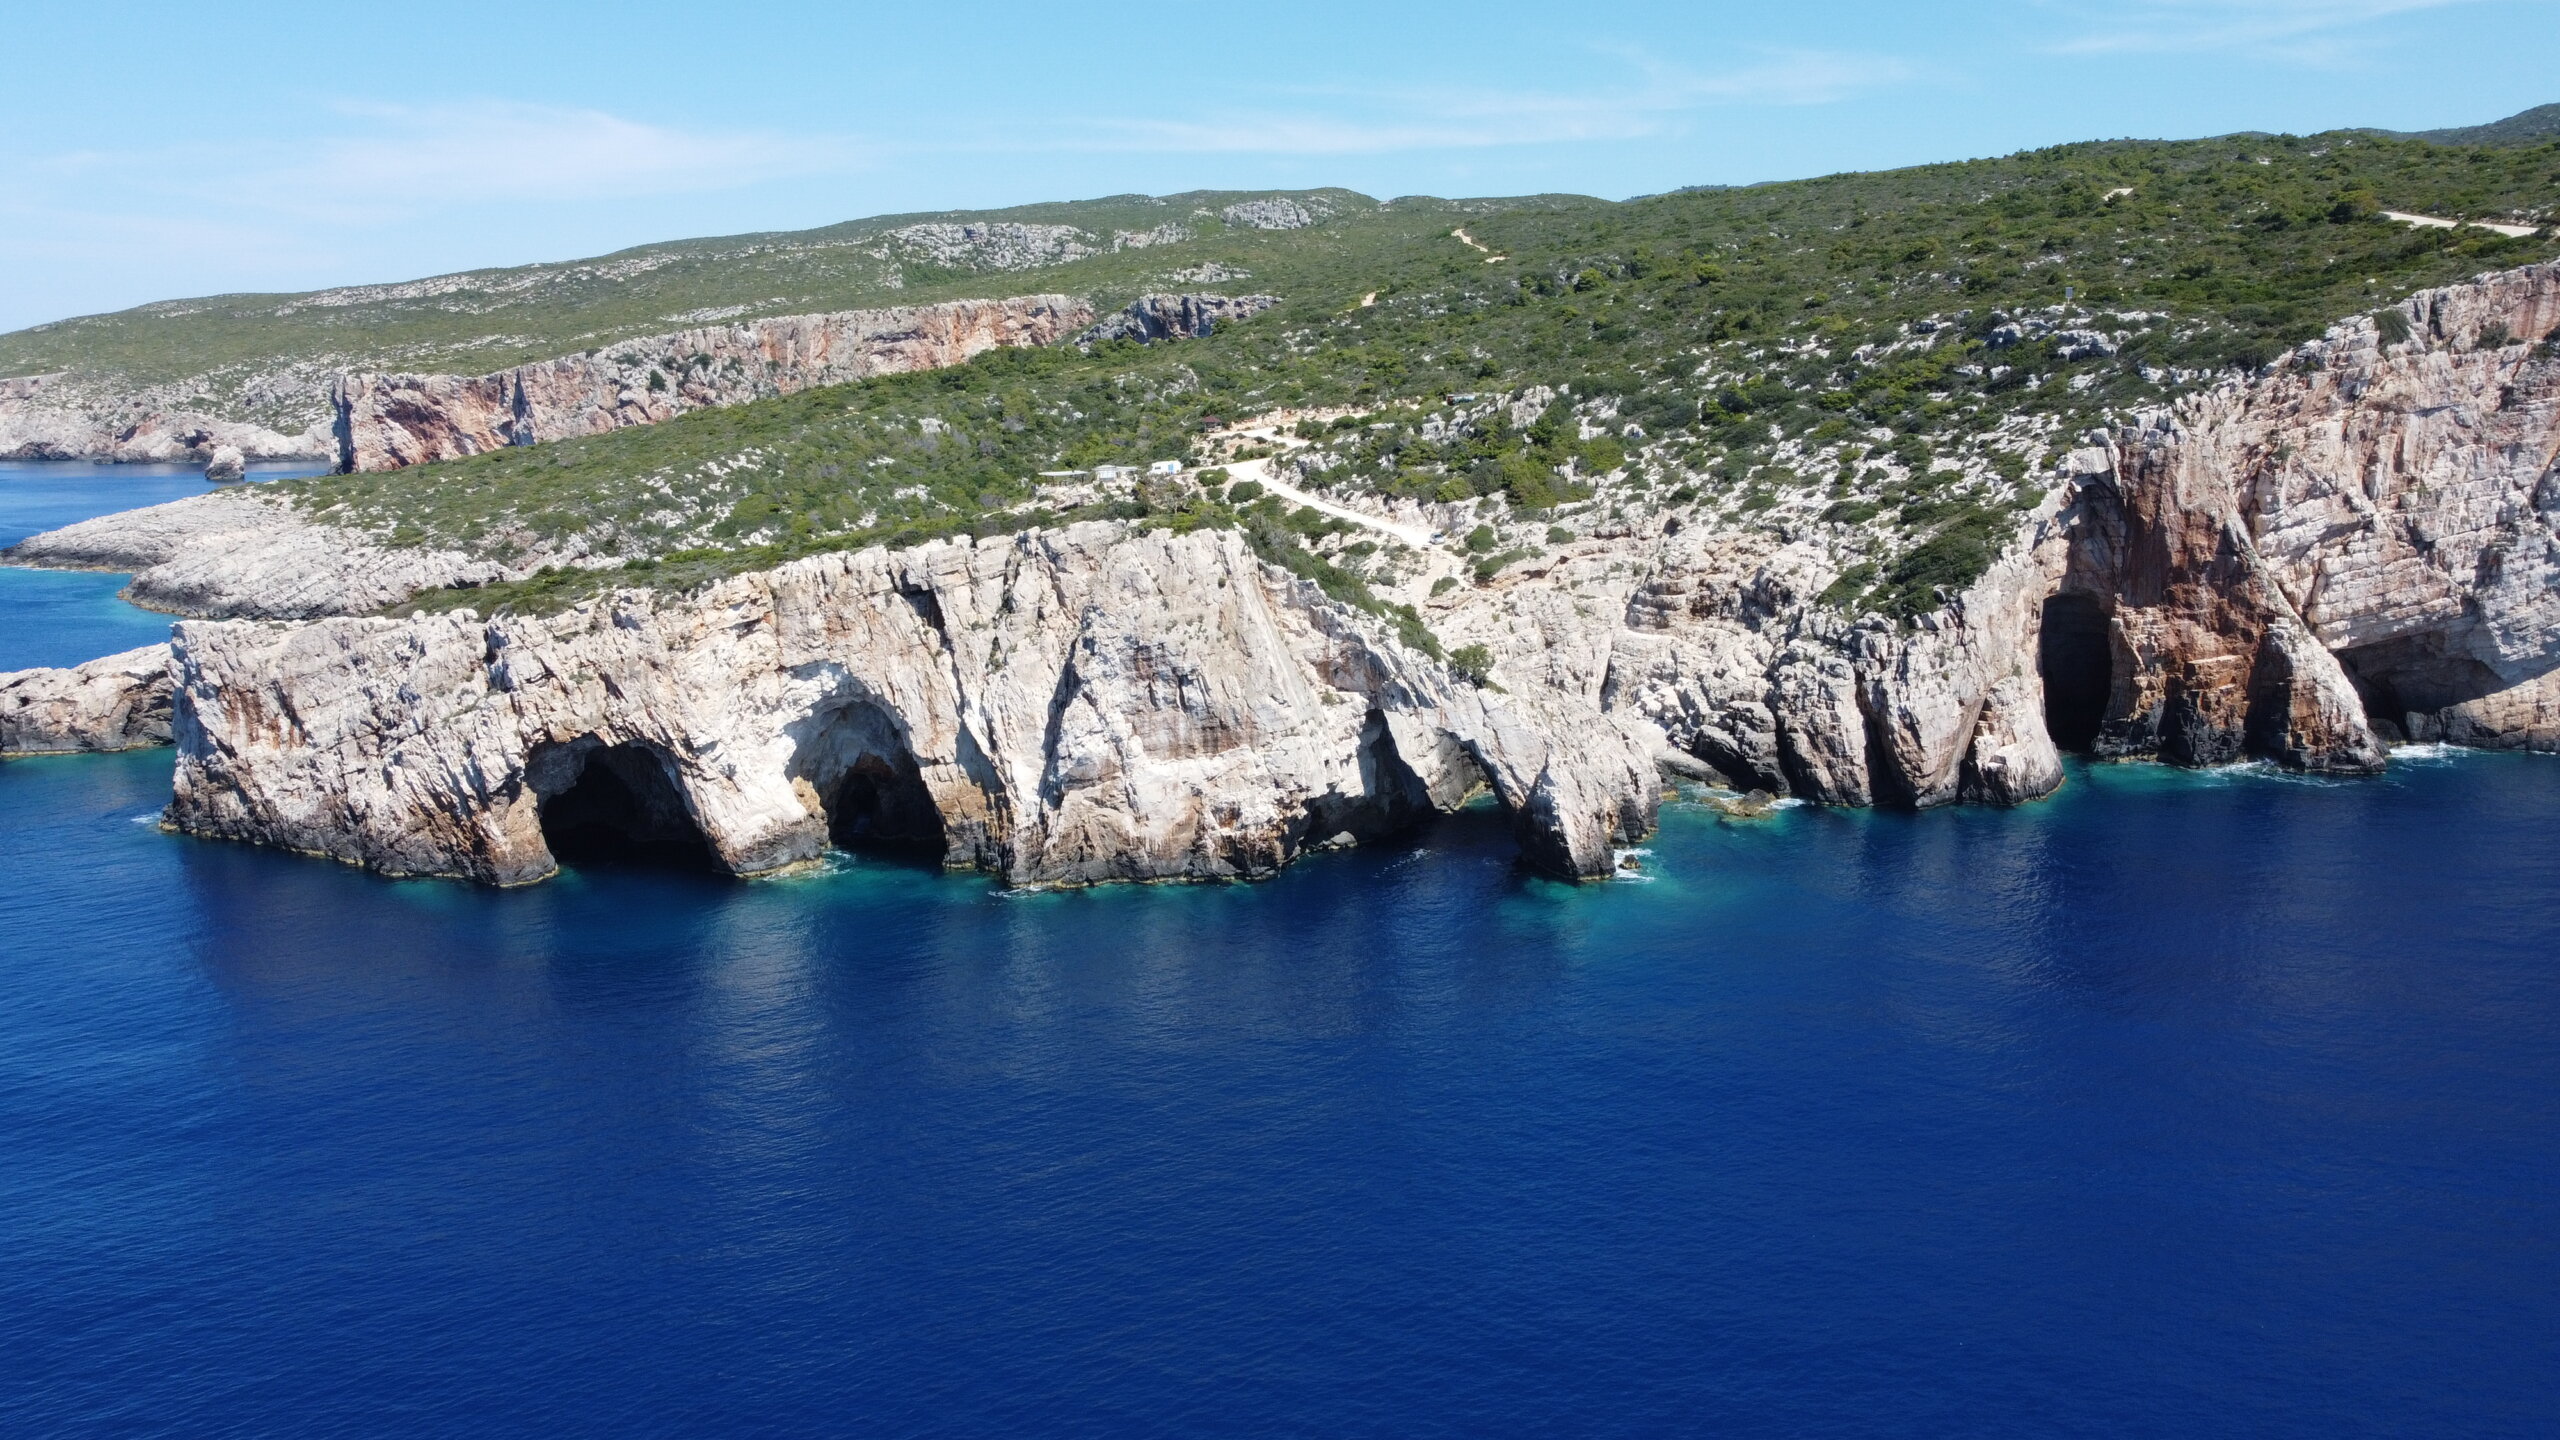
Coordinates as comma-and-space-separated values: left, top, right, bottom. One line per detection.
4, 720, 2558, 1436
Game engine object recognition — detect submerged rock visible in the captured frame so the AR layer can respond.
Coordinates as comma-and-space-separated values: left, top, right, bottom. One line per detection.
1700, 790, 1781, 820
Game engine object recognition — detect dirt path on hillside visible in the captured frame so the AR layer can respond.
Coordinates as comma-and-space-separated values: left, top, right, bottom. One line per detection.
2384, 210, 2540, 238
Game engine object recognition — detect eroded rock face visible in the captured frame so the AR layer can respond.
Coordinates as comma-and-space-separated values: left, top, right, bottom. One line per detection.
332, 296, 1095, 472
1081, 294, 1282, 345
166, 523, 1659, 887
2200, 263, 2560, 750
0, 646, 173, 754
41, 263, 2560, 903
1583, 263, 2560, 796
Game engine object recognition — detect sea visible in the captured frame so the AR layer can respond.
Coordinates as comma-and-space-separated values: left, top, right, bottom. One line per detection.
2, 461, 2554, 1437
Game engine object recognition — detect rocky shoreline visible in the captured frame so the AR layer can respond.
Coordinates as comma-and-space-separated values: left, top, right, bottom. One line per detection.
5, 261, 2555, 886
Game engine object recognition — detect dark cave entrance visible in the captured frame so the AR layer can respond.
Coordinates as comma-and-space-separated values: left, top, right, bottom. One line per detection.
826, 751, 945, 857
532, 740, 725, 875
2333, 632, 2508, 743
794, 699, 947, 865
2039, 592, 2114, 752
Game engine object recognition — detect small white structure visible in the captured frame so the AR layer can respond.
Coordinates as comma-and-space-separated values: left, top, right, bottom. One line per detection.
1147, 460, 1184, 477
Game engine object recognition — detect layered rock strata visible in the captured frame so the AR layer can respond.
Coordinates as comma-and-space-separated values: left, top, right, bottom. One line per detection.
166, 524, 1660, 887
0, 646, 174, 755
332, 296, 1095, 472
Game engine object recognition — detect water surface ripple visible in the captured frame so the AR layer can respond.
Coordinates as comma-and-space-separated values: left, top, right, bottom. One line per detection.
0, 470, 2552, 1437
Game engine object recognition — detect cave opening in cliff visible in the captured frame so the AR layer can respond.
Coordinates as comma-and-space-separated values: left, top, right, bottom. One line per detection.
825, 752, 945, 859
533, 741, 726, 875
796, 700, 946, 863
2334, 632, 2508, 742
2039, 593, 2114, 752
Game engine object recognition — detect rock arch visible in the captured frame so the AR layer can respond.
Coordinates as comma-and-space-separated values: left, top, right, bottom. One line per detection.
789, 695, 947, 860
526, 737, 724, 874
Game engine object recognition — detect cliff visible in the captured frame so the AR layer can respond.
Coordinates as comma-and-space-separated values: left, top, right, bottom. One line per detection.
0, 646, 173, 755
17, 261, 2557, 888
1603, 261, 2559, 794
166, 524, 1660, 887
332, 296, 1095, 472
1080, 294, 1281, 345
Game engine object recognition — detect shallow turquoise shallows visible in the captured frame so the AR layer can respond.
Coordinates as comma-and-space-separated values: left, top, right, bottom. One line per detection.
2, 470, 2554, 1438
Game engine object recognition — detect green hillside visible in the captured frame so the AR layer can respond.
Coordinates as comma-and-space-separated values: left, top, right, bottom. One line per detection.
270, 123, 2560, 631
0, 189, 1601, 427
2402, 103, 2560, 147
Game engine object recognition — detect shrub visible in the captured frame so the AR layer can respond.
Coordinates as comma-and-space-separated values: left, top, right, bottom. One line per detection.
1430, 576, 1458, 596
2476, 320, 2514, 349
1546, 526, 1575, 545
1227, 479, 1265, 504
1464, 524, 1497, 553
1447, 644, 1498, 687
2374, 309, 2413, 347
1817, 561, 1877, 610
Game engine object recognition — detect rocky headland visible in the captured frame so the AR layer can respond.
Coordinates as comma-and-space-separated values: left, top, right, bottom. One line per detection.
7, 260, 2556, 888
163, 525, 1659, 886
0, 646, 174, 754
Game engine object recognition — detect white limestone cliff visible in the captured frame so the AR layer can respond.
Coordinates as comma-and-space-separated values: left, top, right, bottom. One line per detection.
0, 646, 173, 755
165, 524, 1660, 887
14, 261, 2557, 888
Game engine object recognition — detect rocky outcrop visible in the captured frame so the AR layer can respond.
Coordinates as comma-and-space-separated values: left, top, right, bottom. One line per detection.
34, 263, 2560, 904
1081, 294, 1282, 345
0, 373, 327, 463
332, 296, 1095, 472
203, 445, 245, 483
165, 523, 1659, 887
1, 488, 517, 620
1601, 261, 2560, 795
0, 646, 173, 754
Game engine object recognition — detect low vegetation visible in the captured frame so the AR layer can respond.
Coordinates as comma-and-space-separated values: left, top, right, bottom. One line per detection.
250, 125, 2559, 626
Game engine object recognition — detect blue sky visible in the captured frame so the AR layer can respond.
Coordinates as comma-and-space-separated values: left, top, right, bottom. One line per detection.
1, 0, 2552, 331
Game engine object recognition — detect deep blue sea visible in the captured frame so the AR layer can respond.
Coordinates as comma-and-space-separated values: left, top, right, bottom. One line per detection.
3, 468, 2555, 1437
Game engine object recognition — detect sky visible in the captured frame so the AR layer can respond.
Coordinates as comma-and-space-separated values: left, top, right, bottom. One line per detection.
1, 0, 2553, 332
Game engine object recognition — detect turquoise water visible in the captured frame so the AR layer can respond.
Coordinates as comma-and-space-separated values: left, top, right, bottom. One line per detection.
2, 473, 2554, 1437
0, 459, 322, 671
